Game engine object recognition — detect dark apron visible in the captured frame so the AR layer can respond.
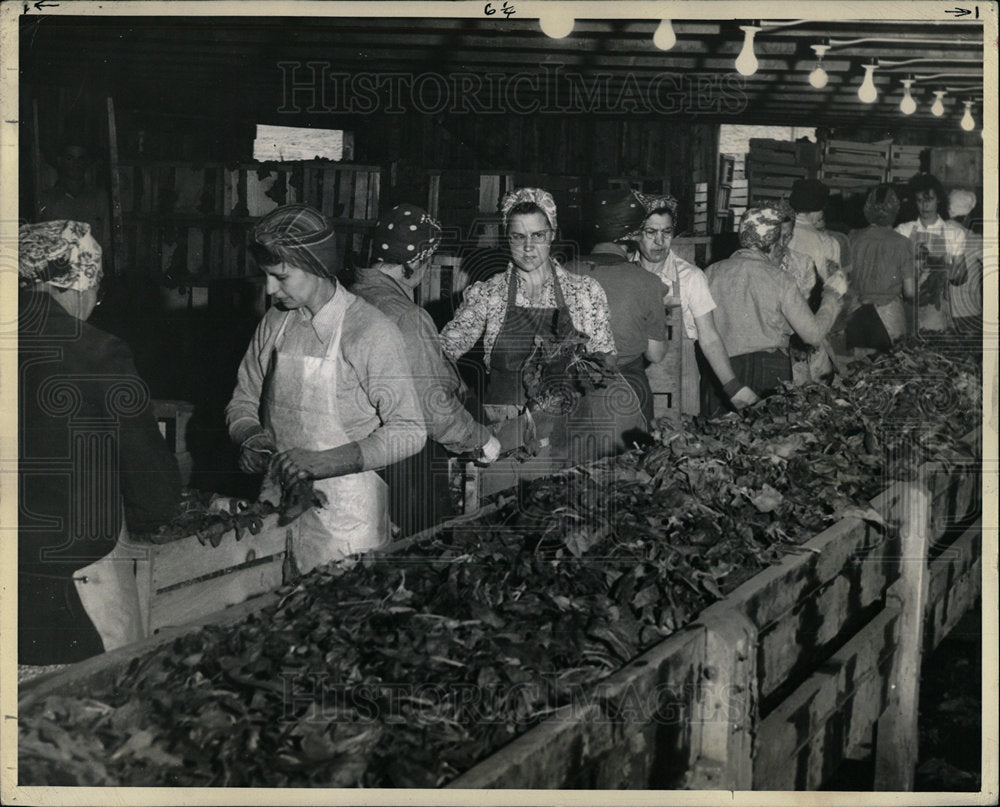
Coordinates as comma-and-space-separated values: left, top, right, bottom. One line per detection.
485, 267, 571, 461
486, 268, 644, 467
616, 354, 654, 432
486, 267, 573, 408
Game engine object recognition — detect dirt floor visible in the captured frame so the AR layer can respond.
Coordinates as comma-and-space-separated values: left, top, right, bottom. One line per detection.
823, 603, 983, 791
913, 605, 982, 792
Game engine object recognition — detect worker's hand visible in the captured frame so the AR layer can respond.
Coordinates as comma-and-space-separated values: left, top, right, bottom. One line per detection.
730, 386, 760, 410
272, 448, 325, 488
824, 270, 849, 298
478, 435, 502, 464
238, 432, 276, 474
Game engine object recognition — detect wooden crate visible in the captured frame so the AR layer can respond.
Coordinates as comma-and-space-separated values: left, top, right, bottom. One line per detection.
889, 144, 923, 176
141, 512, 293, 634
821, 139, 890, 189
747, 139, 807, 206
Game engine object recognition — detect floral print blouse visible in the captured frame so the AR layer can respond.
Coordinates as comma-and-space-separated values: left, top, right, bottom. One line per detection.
440, 261, 617, 368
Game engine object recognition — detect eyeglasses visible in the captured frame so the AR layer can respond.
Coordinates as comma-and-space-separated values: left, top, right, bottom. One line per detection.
509, 229, 553, 247
641, 228, 674, 240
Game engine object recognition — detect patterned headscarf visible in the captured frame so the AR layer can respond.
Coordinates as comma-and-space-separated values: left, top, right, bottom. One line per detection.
739, 207, 784, 251
863, 186, 900, 227
775, 199, 796, 222
18, 220, 103, 291
501, 187, 558, 231
592, 189, 646, 242
372, 204, 442, 265
621, 191, 680, 240
251, 204, 340, 278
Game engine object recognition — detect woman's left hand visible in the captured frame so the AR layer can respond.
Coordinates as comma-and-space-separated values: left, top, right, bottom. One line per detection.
272, 448, 327, 488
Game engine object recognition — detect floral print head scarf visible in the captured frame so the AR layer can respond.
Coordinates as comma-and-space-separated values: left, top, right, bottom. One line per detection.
620, 191, 680, 240
501, 187, 558, 231
739, 207, 784, 251
18, 220, 103, 291
863, 186, 900, 227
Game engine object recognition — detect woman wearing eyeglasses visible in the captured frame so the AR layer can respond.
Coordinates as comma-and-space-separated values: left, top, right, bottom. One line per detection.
627, 194, 760, 415
441, 187, 633, 469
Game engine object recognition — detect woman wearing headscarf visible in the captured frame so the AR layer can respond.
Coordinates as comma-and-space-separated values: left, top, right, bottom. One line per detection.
226, 205, 426, 572
351, 204, 500, 536
702, 207, 849, 416
626, 192, 759, 413
845, 185, 915, 353
440, 187, 631, 469
895, 173, 968, 332
18, 221, 181, 663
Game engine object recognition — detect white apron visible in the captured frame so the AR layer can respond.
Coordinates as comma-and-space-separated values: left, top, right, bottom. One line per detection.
260, 290, 389, 575
73, 516, 150, 652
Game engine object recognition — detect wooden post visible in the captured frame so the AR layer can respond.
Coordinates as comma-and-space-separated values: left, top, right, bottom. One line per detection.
684, 608, 757, 790
427, 171, 441, 219
32, 98, 44, 219
874, 479, 931, 790
106, 96, 126, 277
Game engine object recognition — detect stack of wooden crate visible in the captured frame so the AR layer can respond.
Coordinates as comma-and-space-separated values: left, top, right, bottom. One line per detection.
887, 145, 923, 183
747, 139, 807, 206
694, 183, 709, 234
730, 155, 748, 227
820, 139, 891, 194
116, 161, 381, 280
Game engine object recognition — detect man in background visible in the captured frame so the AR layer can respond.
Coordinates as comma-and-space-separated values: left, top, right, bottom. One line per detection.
38, 140, 112, 254
568, 189, 669, 431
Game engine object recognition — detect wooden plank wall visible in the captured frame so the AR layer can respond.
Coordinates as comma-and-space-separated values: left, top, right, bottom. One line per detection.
376, 116, 718, 236
115, 161, 381, 280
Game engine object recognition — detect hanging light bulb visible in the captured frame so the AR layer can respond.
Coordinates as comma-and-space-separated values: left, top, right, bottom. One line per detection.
961, 101, 975, 131
899, 78, 917, 115
808, 43, 830, 89
653, 19, 677, 50
539, 12, 574, 39
858, 58, 879, 103
735, 23, 761, 76
931, 90, 946, 117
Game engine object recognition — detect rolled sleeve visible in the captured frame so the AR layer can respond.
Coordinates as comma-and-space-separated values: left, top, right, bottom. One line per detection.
781, 284, 841, 346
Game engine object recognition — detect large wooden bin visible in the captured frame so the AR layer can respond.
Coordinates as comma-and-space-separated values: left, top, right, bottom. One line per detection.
18, 433, 982, 792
